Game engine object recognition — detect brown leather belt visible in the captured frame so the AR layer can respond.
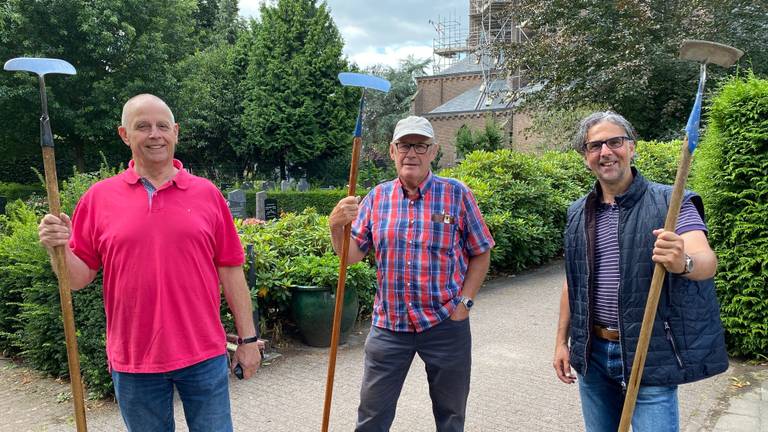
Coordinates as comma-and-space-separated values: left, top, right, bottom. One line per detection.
593, 325, 620, 341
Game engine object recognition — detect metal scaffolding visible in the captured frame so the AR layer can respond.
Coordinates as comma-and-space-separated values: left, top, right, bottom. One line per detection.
432, 1, 525, 109
430, 12, 468, 74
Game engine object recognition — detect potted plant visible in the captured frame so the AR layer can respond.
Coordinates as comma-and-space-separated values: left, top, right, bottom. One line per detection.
287, 253, 375, 347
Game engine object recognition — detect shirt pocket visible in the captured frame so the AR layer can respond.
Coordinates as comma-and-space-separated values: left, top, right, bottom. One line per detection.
428, 219, 457, 255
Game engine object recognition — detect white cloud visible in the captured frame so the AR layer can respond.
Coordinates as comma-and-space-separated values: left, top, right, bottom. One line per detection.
237, 0, 469, 71
348, 44, 434, 69
340, 25, 368, 39
238, 0, 263, 19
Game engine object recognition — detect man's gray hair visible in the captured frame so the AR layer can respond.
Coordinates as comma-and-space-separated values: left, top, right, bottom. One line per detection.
572, 111, 638, 154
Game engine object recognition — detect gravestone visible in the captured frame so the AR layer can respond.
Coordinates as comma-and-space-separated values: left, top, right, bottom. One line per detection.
262, 181, 273, 191
254, 191, 267, 221
241, 181, 254, 190
264, 198, 279, 220
297, 177, 310, 192
227, 189, 247, 218
280, 179, 291, 192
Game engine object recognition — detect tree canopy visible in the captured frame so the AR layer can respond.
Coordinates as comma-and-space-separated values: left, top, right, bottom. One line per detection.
502, 0, 768, 139
239, 0, 357, 180
0, 0, 207, 181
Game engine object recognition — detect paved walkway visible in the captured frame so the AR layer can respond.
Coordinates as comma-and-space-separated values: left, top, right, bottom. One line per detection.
2, 260, 765, 431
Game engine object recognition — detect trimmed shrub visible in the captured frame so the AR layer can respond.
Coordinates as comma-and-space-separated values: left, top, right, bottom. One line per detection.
441, 150, 565, 272
690, 72, 768, 358
244, 188, 371, 217
634, 140, 682, 186
0, 182, 45, 202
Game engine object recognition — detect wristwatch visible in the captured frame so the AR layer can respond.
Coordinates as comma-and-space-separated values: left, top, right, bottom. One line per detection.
459, 296, 474, 310
236, 335, 259, 345
680, 254, 694, 275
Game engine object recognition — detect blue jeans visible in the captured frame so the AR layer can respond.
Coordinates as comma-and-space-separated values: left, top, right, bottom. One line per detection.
112, 354, 232, 432
578, 337, 679, 432
356, 318, 472, 432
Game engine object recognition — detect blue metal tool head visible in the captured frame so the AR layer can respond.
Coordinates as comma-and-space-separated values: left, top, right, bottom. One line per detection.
338, 72, 391, 93
4, 57, 76, 77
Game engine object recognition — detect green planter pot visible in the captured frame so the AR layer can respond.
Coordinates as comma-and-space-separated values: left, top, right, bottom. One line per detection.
290, 285, 359, 347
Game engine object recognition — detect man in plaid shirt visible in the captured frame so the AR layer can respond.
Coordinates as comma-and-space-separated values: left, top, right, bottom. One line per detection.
330, 116, 494, 432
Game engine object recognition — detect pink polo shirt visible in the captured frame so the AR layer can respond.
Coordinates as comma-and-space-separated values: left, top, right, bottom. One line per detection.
69, 159, 244, 373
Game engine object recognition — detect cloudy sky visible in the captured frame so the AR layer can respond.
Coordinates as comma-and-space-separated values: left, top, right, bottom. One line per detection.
238, 0, 469, 70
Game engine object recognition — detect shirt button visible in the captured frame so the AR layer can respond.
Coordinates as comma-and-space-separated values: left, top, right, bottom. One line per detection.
407, 282, 411, 286
407, 261, 411, 266
409, 219, 414, 225
410, 201, 414, 205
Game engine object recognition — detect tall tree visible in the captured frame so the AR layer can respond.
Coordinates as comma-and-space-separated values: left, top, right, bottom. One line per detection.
239, 0, 356, 180
362, 56, 430, 153
174, 9, 252, 181
502, 0, 767, 139
0, 0, 202, 182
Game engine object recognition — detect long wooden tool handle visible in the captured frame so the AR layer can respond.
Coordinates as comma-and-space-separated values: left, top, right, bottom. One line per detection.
42, 146, 88, 431
321, 134, 362, 432
618, 138, 693, 431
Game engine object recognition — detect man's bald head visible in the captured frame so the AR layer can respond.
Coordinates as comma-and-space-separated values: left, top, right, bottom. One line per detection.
121, 94, 175, 127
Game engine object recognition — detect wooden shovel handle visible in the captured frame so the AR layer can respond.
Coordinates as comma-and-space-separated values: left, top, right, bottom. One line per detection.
42, 146, 88, 431
321, 135, 362, 432
618, 137, 693, 431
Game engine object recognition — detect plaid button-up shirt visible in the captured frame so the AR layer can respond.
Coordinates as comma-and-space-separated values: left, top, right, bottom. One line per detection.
352, 172, 494, 332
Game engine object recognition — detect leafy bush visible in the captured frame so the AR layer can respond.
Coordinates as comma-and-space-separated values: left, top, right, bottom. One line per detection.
286, 253, 377, 318
441, 150, 565, 272
690, 72, 768, 358
455, 117, 504, 159
0, 173, 114, 397
634, 140, 681, 185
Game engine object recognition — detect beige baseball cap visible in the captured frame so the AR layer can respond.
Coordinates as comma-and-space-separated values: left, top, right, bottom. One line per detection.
392, 116, 434, 142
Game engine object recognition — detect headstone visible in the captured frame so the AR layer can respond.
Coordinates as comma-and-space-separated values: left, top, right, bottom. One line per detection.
264, 198, 279, 220
261, 181, 273, 191
297, 177, 310, 192
280, 179, 291, 192
287, 177, 297, 191
254, 191, 267, 220
0, 196, 6, 215
227, 189, 247, 218
241, 181, 254, 190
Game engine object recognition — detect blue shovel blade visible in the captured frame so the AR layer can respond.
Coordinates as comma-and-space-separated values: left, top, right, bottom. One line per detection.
338, 72, 391, 93
4, 57, 76, 76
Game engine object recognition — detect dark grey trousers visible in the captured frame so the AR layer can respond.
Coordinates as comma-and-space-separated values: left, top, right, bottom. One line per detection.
355, 317, 472, 432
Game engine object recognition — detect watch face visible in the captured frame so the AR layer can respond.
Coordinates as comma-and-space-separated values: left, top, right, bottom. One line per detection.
465, 298, 474, 308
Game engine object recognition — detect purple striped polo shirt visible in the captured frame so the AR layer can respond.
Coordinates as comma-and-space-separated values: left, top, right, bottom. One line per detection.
593, 199, 707, 328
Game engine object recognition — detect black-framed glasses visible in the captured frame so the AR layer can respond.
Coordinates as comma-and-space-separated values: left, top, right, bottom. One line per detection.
584, 136, 630, 153
395, 142, 432, 154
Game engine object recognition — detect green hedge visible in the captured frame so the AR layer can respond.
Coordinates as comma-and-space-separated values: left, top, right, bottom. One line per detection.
634, 140, 682, 186
690, 72, 768, 358
244, 188, 370, 217
0, 182, 45, 202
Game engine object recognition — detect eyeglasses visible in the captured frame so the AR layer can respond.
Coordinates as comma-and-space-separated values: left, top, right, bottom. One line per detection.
395, 142, 432, 154
584, 136, 630, 153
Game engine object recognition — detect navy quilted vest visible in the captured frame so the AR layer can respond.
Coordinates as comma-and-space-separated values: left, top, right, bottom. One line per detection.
564, 169, 728, 386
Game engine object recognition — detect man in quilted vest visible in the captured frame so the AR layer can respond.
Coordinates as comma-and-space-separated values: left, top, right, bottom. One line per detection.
553, 111, 728, 431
